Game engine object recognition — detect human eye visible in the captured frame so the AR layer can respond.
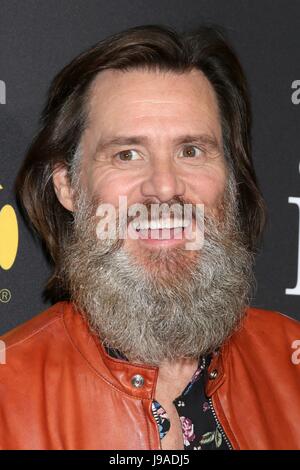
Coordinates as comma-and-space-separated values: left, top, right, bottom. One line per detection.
179, 145, 204, 160
113, 149, 142, 162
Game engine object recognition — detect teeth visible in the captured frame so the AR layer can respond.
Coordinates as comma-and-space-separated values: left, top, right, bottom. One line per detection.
132, 218, 190, 230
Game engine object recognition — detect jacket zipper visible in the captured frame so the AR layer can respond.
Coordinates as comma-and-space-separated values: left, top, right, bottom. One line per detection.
208, 397, 233, 450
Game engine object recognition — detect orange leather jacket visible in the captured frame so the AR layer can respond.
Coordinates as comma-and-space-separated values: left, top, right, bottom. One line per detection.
0, 301, 300, 450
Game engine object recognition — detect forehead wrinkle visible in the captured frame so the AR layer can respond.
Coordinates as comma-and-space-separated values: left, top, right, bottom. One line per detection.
84, 69, 223, 158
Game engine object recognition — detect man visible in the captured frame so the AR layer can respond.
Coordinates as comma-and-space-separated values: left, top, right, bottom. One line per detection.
1, 24, 300, 450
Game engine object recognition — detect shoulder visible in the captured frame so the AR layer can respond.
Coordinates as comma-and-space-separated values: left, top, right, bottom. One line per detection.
0, 301, 67, 346
228, 306, 300, 364
241, 306, 300, 339
0, 301, 72, 372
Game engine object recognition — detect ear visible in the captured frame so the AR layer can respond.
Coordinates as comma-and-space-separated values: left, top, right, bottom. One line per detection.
52, 164, 75, 212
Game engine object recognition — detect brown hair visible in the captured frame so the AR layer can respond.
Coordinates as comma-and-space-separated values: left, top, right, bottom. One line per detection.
16, 24, 267, 301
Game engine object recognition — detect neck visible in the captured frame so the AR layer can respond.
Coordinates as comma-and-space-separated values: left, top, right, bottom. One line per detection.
155, 357, 199, 403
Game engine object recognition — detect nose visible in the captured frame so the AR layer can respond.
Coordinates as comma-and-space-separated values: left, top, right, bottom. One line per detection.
140, 158, 186, 202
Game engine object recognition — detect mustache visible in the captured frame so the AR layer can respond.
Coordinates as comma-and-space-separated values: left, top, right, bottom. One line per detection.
125, 196, 203, 233
95, 195, 203, 230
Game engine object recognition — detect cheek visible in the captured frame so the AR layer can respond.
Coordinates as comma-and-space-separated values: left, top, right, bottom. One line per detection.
187, 170, 227, 209
84, 169, 138, 206
207, 180, 227, 208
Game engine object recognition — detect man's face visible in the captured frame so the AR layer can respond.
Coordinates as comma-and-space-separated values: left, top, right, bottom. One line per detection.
78, 68, 227, 258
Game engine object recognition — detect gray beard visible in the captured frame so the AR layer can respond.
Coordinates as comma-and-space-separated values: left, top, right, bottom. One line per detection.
60, 176, 255, 366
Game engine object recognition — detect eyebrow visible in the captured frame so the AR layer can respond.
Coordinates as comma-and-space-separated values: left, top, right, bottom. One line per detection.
94, 133, 221, 156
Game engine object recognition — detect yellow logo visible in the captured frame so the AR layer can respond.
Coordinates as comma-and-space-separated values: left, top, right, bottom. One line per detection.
0, 185, 19, 270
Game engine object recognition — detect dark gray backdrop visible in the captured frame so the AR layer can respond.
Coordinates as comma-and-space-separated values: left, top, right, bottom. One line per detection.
1, 0, 300, 334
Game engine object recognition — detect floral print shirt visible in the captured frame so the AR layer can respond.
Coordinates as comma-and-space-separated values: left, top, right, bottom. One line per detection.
105, 347, 231, 450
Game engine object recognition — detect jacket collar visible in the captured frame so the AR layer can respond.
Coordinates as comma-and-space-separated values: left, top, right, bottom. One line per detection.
62, 301, 159, 400
62, 300, 226, 399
